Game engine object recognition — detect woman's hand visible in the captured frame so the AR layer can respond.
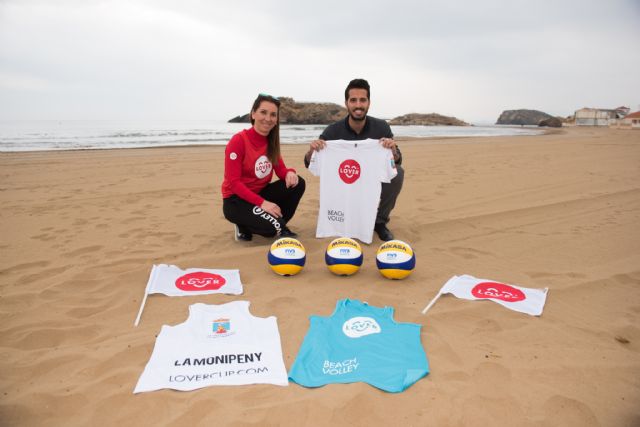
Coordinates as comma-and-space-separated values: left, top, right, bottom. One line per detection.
285, 171, 299, 188
260, 200, 282, 218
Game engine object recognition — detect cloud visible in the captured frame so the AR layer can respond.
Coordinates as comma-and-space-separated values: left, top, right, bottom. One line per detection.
0, 0, 638, 122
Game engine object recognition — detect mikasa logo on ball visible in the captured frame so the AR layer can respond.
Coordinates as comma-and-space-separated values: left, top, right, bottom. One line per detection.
254, 155, 272, 179
268, 237, 306, 276
342, 317, 381, 338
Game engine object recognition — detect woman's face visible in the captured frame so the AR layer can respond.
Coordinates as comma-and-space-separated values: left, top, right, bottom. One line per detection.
251, 101, 278, 136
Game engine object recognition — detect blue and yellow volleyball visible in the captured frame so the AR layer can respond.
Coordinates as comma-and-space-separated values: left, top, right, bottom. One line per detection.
376, 240, 416, 280
268, 238, 306, 276
325, 237, 363, 276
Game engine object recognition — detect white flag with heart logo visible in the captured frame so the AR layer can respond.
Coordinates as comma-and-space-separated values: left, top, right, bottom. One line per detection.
135, 264, 243, 326
146, 264, 242, 297
422, 275, 548, 316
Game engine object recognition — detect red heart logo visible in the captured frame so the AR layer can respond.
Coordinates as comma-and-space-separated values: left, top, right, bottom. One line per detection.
338, 159, 361, 184
471, 282, 526, 302
175, 272, 226, 291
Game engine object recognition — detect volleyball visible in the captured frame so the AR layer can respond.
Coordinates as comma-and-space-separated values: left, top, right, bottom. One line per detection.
325, 237, 363, 276
376, 240, 416, 280
268, 238, 306, 276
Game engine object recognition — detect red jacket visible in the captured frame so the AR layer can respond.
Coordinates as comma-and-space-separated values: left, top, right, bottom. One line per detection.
221, 127, 295, 206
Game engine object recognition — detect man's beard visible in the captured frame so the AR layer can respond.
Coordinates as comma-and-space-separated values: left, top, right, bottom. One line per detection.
349, 109, 367, 122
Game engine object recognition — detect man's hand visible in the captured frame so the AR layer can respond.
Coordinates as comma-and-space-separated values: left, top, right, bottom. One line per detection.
305, 139, 326, 162
309, 139, 326, 151
380, 138, 399, 159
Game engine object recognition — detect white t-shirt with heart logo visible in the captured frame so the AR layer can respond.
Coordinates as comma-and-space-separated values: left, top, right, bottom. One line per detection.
309, 139, 397, 244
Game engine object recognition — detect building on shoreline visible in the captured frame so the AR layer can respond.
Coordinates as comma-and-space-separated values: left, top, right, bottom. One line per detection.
574, 107, 629, 126
612, 111, 640, 130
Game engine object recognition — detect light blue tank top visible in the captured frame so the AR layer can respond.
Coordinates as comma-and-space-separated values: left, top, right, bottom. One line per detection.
288, 299, 429, 392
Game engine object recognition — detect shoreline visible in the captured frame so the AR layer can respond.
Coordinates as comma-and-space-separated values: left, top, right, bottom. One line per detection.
0, 123, 549, 153
0, 127, 558, 155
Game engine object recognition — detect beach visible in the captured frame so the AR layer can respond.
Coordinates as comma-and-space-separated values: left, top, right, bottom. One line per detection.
1, 126, 639, 426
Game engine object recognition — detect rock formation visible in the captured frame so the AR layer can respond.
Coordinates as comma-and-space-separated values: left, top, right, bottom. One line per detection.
229, 97, 472, 126
496, 109, 554, 126
538, 117, 563, 128
228, 97, 347, 124
228, 114, 250, 123
388, 113, 470, 126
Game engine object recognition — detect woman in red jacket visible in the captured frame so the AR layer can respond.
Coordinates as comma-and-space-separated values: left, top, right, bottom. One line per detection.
221, 94, 305, 241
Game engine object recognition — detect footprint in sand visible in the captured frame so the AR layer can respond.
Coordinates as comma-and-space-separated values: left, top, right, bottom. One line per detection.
472, 318, 503, 334
457, 395, 525, 425
265, 296, 297, 309
542, 395, 599, 426
526, 271, 587, 280
2, 260, 51, 274
122, 216, 146, 224
450, 246, 493, 260
9, 324, 100, 351
176, 211, 200, 218
62, 245, 103, 258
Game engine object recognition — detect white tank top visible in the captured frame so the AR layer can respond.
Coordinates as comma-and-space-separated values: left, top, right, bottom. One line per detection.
134, 301, 288, 393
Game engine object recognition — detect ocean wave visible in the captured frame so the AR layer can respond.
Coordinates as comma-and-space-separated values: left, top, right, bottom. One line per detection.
0, 120, 542, 152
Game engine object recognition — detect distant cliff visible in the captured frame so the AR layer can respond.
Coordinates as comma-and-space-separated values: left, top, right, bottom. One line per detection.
388, 113, 470, 126
496, 109, 554, 126
228, 97, 347, 124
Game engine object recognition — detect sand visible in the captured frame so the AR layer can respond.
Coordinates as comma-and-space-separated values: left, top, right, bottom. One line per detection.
1, 126, 639, 426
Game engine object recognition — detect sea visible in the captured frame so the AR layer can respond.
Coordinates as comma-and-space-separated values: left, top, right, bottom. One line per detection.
0, 120, 543, 152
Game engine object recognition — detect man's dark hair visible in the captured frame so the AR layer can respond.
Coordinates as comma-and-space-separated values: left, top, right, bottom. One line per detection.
344, 78, 370, 101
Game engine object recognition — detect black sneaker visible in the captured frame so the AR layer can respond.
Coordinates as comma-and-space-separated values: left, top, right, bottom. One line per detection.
234, 224, 252, 242
374, 223, 394, 241
279, 226, 298, 238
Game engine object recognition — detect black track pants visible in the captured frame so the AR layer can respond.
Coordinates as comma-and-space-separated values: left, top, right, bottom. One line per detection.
223, 177, 306, 237
377, 165, 404, 225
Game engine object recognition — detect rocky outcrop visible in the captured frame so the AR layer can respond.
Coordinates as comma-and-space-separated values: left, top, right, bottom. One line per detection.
228, 97, 347, 124
496, 109, 554, 125
228, 114, 251, 123
229, 98, 473, 126
388, 113, 470, 126
538, 117, 563, 128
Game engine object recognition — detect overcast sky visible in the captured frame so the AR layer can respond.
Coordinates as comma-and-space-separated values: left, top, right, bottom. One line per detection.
1, 0, 639, 124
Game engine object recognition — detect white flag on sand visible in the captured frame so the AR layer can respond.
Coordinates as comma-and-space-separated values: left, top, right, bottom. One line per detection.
146, 264, 243, 297
422, 274, 548, 316
134, 264, 243, 326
